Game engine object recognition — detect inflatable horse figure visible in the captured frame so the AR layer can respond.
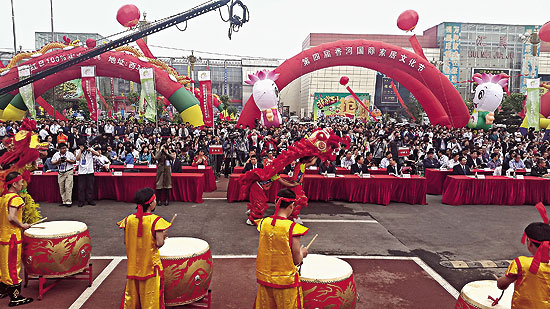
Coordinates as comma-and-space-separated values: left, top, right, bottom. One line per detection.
467, 73, 509, 131
245, 70, 282, 128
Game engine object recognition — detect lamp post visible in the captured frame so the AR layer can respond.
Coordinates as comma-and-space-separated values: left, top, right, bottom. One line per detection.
10, 0, 16, 55
50, 0, 56, 120
187, 51, 201, 93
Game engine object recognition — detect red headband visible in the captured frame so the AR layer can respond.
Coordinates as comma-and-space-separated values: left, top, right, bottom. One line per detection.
136, 194, 156, 237
271, 197, 296, 226
3, 175, 22, 193
521, 202, 550, 274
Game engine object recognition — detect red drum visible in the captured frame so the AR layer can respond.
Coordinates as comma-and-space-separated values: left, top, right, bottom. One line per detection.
22, 221, 92, 278
300, 254, 358, 308
455, 280, 513, 309
159, 237, 213, 306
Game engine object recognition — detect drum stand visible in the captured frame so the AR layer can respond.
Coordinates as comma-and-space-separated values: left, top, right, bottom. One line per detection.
24, 263, 93, 300
182, 289, 212, 308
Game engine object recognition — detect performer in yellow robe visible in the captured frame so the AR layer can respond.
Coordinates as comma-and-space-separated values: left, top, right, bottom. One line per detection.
255, 189, 309, 309
118, 187, 171, 309
497, 204, 550, 309
0, 172, 33, 306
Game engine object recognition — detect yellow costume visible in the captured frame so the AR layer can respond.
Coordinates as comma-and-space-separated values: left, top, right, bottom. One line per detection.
0, 193, 24, 286
505, 256, 550, 308
255, 216, 309, 309
118, 213, 171, 309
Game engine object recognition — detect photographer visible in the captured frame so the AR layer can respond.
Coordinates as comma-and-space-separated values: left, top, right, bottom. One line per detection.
51, 143, 76, 207
154, 140, 176, 206
76, 141, 100, 207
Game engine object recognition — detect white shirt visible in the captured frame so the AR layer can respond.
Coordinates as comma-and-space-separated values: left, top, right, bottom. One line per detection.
104, 124, 114, 134
39, 129, 49, 141
0, 126, 6, 137
76, 149, 95, 175
52, 151, 76, 172
340, 157, 355, 169
50, 124, 60, 134
447, 159, 460, 169
380, 157, 390, 169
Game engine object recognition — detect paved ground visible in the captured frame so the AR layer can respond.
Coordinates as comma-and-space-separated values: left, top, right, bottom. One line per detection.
10, 177, 540, 308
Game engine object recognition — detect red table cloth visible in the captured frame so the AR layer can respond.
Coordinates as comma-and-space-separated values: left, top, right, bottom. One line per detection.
425, 168, 527, 195
28, 172, 204, 204
227, 174, 426, 205
441, 175, 532, 205
232, 166, 387, 175
110, 165, 216, 192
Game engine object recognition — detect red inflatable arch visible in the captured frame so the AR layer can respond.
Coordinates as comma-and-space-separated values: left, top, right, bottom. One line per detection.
0, 46, 203, 125
237, 40, 470, 128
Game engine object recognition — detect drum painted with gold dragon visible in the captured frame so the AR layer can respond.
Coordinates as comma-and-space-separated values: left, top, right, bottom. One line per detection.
300, 254, 358, 308
455, 280, 512, 309
22, 221, 92, 278
159, 237, 213, 306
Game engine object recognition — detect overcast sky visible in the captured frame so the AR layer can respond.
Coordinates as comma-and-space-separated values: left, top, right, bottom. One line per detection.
1, 0, 548, 60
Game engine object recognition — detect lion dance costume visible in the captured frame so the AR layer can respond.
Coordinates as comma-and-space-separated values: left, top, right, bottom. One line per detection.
240, 128, 349, 223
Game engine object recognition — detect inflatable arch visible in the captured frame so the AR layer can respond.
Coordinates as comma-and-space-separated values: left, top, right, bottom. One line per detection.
237, 40, 470, 128
0, 45, 204, 126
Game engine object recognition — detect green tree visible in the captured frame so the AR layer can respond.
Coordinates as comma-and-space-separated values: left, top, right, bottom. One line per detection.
219, 94, 230, 111
405, 98, 424, 124
127, 91, 139, 106
500, 93, 524, 114
78, 97, 90, 120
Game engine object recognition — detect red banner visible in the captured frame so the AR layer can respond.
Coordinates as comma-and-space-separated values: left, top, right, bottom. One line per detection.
81, 66, 98, 121
198, 71, 213, 127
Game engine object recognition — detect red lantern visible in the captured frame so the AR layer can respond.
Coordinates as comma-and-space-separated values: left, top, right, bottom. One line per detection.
116, 4, 141, 28
86, 39, 96, 48
539, 22, 550, 43
339, 76, 349, 86
397, 10, 419, 32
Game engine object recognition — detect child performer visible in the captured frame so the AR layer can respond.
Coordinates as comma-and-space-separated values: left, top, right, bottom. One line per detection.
118, 187, 172, 308
497, 202, 550, 308
255, 189, 309, 308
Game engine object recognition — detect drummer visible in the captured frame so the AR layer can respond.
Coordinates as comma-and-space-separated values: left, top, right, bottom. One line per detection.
117, 187, 172, 309
255, 189, 309, 308
0, 172, 33, 306
497, 221, 550, 308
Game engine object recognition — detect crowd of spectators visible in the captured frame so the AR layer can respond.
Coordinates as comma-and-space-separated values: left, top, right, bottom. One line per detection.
3, 116, 550, 180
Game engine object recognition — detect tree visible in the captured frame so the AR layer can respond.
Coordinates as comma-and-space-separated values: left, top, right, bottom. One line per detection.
494, 93, 524, 129
219, 94, 230, 111
127, 91, 139, 106
500, 93, 524, 114
78, 97, 90, 120
405, 98, 424, 123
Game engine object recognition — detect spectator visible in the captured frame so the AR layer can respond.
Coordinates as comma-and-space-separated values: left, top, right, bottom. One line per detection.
350, 155, 368, 174
243, 155, 263, 173
452, 156, 472, 175
423, 151, 441, 169
76, 141, 99, 207
530, 158, 550, 177
509, 153, 526, 170
318, 160, 336, 174
192, 149, 209, 167
340, 151, 355, 169
380, 152, 392, 169
487, 153, 502, 169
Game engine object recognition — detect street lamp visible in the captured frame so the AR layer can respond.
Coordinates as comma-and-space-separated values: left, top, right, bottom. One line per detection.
187, 51, 201, 92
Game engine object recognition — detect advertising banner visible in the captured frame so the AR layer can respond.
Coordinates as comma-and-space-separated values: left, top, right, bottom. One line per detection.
198, 71, 213, 127
526, 78, 541, 130
313, 92, 370, 121
139, 68, 156, 122
17, 65, 36, 118
520, 26, 541, 93
81, 66, 98, 121
442, 23, 461, 85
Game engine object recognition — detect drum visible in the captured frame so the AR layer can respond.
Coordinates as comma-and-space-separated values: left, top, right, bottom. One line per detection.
159, 237, 213, 306
300, 254, 358, 308
455, 280, 513, 309
22, 221, 92, 278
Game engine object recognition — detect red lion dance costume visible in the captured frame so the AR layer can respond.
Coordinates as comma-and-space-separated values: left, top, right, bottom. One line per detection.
239, 128, 349, 223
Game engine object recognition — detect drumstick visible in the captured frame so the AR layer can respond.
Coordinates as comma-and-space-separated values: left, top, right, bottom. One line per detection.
170, 214, 177, 225
306, 234, 318, 250
30, 217, 47, 226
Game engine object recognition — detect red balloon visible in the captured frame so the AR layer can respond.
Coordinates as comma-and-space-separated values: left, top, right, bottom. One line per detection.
339, 76, 349, 86
539, 22, 550, 43
116, 4, 140, 28
397, 10, 419, 32
86, 39, 96, 48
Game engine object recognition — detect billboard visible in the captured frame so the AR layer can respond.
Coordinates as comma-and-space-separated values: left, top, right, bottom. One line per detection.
313, 92, 371, 121
381, 77, 397, 103
470, 68, 511, 93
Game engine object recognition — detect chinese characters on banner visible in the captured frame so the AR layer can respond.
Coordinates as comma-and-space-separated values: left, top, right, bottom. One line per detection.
17, 65, 36, 118
520, 26, 541, 93
442, 23, 461, 86
198, 71, 213, 127
81, 66, 98, 121
313, 92, 371, 121
526, 78, 541, 130
139, 68, 156, 122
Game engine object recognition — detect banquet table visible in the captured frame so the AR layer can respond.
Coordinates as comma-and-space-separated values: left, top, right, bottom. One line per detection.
227, 173, 426, 206
425, 168, 528, 195
232, 166, 387, 175
441, 175, 542, 206
110, 165, 216, 192
28, 172, 204, 204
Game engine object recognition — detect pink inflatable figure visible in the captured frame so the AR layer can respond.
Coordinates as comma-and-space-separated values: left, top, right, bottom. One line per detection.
245, 70, 282, 128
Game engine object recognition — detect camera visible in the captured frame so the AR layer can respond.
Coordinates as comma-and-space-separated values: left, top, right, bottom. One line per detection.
60, 157, 66, 162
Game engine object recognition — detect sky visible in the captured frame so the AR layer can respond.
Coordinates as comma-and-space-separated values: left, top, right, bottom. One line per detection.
0, 0, 548, 61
